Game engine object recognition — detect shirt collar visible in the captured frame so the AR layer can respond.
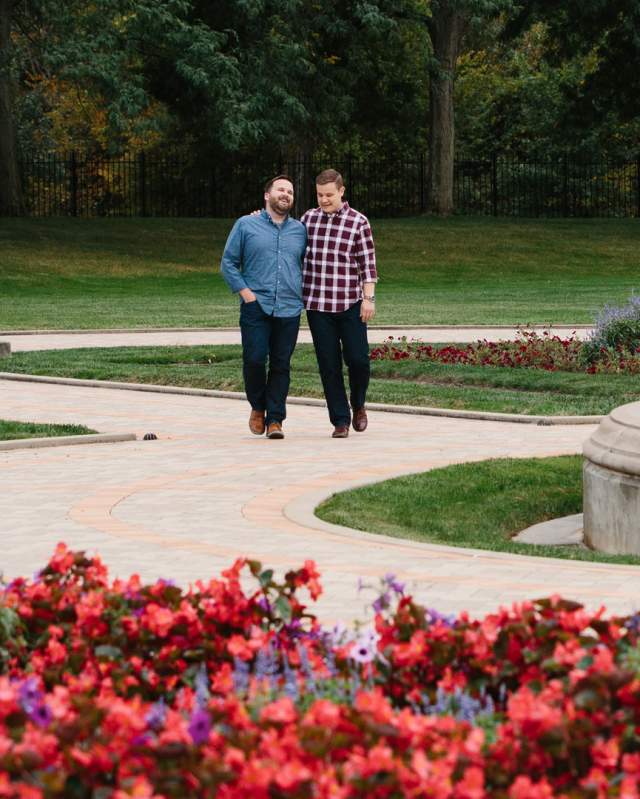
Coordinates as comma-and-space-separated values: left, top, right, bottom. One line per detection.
321, 201, 348, 218
261, 208, 289, 226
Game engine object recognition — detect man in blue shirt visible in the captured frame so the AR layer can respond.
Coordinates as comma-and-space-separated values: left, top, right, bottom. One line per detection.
220, 176, 307, 439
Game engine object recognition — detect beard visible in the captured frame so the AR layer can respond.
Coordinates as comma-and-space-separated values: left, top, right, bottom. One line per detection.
268, 195, 292, 214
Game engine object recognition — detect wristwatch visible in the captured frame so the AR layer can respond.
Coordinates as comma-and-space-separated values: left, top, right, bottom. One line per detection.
363, 295, 375, 302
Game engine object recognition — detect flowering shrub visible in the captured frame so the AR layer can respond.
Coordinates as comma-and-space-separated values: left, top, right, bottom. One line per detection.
582, 294, 640, 367
1, 544, 640, 797
576, 295, 640, 373
370, 328, 640, 374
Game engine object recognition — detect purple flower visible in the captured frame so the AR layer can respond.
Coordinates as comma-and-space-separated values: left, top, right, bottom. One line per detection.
625, 613, 640, 633
350, 628, 379, 665
27, 702, 53, 728
323, 621, 349, 649
188, 707, 211, 745
296, 642, 318, 695
194, 663, 210, 708
19, 677, 42, 713
282, 653, 299, 701
383, 573, 405, 596
425, 608, 456, 628
232, 657, 250, 695
145, 699, 167, 730
255, 642, 278, 689
282, 619, 303, 639
372, 592, 390, 614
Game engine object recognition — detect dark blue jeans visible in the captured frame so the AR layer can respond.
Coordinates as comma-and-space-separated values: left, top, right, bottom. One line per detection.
240, 300, 300, 425
306, 301, 370, 427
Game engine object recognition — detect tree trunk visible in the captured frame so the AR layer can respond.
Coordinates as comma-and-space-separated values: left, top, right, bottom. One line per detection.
0, 0, 23, 216
427, 4, 467, 216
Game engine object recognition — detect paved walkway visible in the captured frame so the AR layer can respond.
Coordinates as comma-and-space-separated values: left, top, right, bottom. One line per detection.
3, 325, 590, 352
2, 370, 638, 624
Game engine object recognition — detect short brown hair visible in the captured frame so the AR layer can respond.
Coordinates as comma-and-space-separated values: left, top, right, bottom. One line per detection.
315, 169, 343, 188
264, 174, 294, 193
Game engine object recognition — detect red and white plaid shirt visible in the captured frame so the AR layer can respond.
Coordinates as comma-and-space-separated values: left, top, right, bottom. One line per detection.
301, 202, 378, 313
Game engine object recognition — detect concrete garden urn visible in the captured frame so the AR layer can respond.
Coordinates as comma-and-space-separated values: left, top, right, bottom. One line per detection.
583, 401, 640, 554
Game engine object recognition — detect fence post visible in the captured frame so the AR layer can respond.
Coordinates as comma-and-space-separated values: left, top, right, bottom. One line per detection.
69, 151, 78, 217
491, 153, 498, 217
562, 154, 569, 217
138, 152, 147, 217
637, 156, 640, 218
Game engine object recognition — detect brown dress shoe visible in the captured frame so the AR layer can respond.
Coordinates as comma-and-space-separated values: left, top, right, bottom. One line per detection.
332, 425, 349, 438
266, 422, 284, 439
352, 407, 368, 432
249, 409, 266, 435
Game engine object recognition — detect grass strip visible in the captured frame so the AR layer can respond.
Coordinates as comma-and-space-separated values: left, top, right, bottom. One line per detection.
316, 455, 640, 566
2, 217, 640, 329
3, 344, 639, 416
0, 420, 96, 441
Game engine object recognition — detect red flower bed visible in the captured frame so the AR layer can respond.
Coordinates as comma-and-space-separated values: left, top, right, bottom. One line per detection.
1, 545, 640, 797
369, 329, 640, 374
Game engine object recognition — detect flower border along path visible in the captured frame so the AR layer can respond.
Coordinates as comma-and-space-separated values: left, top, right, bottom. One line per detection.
1, 544, 640, 798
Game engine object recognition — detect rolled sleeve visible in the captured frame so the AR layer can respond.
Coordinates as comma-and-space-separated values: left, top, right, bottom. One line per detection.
355, 219, 378, 283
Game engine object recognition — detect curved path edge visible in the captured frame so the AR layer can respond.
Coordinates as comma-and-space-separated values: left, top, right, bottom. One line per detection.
0, 432, 136, 452
0, 372, 602, 426
284, 482, 638, 576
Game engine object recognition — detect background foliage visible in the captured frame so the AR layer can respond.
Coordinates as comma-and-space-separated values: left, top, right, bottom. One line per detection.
6, 1, 640, 161
2, 0, 640, 215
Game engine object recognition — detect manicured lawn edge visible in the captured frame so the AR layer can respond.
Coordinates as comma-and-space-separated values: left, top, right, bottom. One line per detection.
311, 455, 640, 567
0, 419, 97, 442
0, 432, 136, 452
0, 371, 603, 425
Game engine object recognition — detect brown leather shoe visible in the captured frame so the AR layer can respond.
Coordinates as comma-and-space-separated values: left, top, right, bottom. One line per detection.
266, 422, 284, 439
249, 409, 265, 435
332, 425, 349, 438
352, 407, 368, 432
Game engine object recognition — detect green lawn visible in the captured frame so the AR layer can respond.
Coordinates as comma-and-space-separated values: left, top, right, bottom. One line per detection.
3, 343, 639, 416
0, 420, 96, 441
316, 455, 640, 566
1, 217, 639, 329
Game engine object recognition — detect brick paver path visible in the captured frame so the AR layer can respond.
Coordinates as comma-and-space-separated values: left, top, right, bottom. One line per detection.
2, 369, 637, 623
4, 325, 589, 352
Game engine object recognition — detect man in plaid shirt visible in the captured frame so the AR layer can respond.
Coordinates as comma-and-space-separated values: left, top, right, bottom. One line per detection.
302, 169, 378, 438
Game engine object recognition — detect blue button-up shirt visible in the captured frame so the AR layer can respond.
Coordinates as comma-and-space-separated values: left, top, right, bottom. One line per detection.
220, 210, 306, 317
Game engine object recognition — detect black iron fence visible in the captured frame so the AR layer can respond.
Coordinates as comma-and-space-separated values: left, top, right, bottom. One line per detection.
16, 152, 640, 218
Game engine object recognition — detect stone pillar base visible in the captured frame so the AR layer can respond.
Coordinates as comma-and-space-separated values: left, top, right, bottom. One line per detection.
583, 401, 640, 554
583, 460, 640, 554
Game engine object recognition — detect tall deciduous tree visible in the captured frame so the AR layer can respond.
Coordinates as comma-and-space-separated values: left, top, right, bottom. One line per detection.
424, 0, 513, 215
0, 0, 23, 215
